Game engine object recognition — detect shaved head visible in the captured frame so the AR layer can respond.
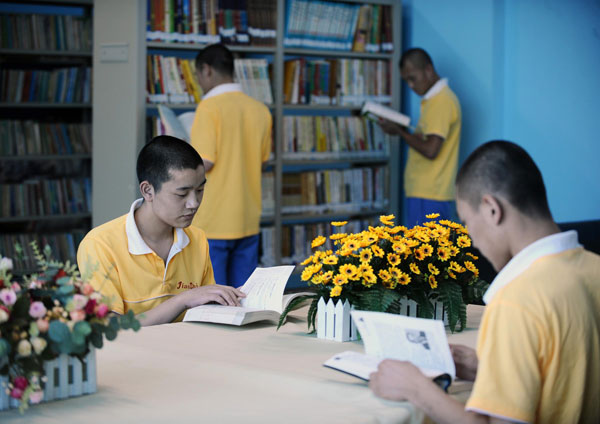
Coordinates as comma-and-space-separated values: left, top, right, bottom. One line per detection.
456, 141, 552, 219
400, 48, 433, 70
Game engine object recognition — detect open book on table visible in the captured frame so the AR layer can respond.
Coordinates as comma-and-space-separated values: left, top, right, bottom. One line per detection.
158, 104, 195, 142
323, 310, 455, 391
183, 266, 310, 326
361, 101, 411, 128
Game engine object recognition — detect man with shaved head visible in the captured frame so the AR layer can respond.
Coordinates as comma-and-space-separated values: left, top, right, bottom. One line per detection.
369, 141, 600, 423
379, 48, 461, 226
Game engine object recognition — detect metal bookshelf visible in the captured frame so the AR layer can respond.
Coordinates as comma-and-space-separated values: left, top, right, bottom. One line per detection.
0, 154, 92, 161
0, 103, 92, 108
0, 49, 92, 57
0, 213, 92, 224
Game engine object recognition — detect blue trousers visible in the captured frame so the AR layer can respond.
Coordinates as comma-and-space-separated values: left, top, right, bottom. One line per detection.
405, 197, 455, 227
208, 234, 259, 288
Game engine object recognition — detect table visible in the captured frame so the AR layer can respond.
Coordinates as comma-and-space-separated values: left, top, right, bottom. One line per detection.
1, 305, 484, 424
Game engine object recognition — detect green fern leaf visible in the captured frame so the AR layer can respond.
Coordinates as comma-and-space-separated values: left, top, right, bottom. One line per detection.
276, 294, 317, 330
438, 281, 464, 332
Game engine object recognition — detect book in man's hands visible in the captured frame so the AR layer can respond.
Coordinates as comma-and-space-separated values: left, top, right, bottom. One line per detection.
323, 311, 455, 391
158, 104, 195, 142
361, 101, 411, 128
183, 266, 310, 326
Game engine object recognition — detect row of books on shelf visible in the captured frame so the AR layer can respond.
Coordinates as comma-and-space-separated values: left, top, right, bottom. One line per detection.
259, 217, 379, 266
0, 120, 91, 156
146, 0, 276, 45
282, 167, 387, 213
0, 231, 85, 271
283, 58, 391, 105
284, 0, 393, 52
0, 178, 91, 218
283, 116, 389, 158
0, 67, 92, 104
0, 13, 92, 52
147, 55, 273, 105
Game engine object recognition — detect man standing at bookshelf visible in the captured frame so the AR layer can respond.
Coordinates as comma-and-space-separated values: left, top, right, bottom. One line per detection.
77, 136, 245, 326
190, 43, 272, 288
368, 141, 600, 423
379, 48, 461, 226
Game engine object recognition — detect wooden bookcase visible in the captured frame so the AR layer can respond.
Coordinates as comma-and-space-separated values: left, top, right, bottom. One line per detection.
93, 0, 402, 267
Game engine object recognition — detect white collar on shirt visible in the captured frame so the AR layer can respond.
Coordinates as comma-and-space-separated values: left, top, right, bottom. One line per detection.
202, 83, 242, 101
483, 230, 582, 304
423, 78, 448, 100
125, 198, 190, 256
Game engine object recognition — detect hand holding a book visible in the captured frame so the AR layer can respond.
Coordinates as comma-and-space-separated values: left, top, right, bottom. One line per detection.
180, 285, 246, 309
449, 344, 478, 381
378, 117, 408, 136
369, 359, 435, 402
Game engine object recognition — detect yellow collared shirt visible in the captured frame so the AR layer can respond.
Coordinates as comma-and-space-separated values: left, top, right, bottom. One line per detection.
77, 199, 216, 320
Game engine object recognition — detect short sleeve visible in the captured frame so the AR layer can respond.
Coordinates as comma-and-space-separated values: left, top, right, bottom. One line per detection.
77, 237, 125, 314
466, 302, 544, 422
190, 103, 218, 163
262, 112, 273, 162
200, 236, 216, 286
420, 96, 454, 139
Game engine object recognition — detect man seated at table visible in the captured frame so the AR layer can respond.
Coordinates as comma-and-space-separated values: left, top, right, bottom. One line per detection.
77, 135, 245, 326
369, 140, 600, 423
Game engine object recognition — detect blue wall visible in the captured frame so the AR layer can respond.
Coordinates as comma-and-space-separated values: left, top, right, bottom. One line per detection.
402, 0, 600, 222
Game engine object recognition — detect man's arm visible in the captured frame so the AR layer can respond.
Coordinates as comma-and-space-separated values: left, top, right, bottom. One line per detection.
378, 118, 443, 159
450, 344, 478, 381
136, 284, 245, 326
369, 360, 512, 424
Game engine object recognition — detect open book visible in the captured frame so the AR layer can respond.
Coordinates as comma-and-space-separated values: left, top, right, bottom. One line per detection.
361, 101, 411, 128
158, 104, 195, 142
183, 266, 309, 326
324, 311, 455, 390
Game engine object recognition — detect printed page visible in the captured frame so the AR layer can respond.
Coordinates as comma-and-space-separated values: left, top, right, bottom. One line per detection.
350, 310, 455, 379
183, 305, 260, 325
239, 266, 295, 313
323, 351, 381, 381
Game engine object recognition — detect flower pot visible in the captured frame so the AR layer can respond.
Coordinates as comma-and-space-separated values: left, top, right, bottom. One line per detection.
317, 298, 358, 342
0, 348, 97, 411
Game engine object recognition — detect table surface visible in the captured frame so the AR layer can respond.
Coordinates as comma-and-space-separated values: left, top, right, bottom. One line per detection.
1, 305, 484, 424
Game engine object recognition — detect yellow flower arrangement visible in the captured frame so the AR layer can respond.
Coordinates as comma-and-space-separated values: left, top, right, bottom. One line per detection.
281, 213, 489, 333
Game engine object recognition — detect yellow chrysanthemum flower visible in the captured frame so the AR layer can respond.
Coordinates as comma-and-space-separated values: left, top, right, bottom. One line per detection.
428, 263, 440, 275
448, 270, 457, 280
457, 235, 471, 248
392, 242, 408, 255
358, 263, 373, 276
429, 228, 441, 238
343, 240, 359, 252
331, 221, 348, 227
311, 236, 327, 248
301, 266, 315, 281
379, 214, 395, 225
465, 252, 479, 260
414, 248, 426, 261
300, 256, 313, 266
421, 244, 433, 257
428, 275, 438, 289
371, 245, 384, 258
312, 263, 322, 273
364, 232, 379, 245
360, 248, 373, 263
386, 226, 402, 235
439, 219, 453, 227
333, 273, 348, 286
437, 247, 451, 262
449, 261, 465, 273
311, 274, 323, 285
410, 263, 421, 275
464, 261, 479, 276
330, 233, 348, 241
363, 271, 377, 284
415, 232, 431, 243
438, 238, 451, 247
406, 239, 420, 248
448, 246, 460, 257
322, 271, 333, 283
387, 253, 401, 266
322, 255, 338, 265
388, 267, 401, 280
426, 213, 440, 219
378, 269, 392, 282
398, 271, 411, 285
330, 285, 342, 297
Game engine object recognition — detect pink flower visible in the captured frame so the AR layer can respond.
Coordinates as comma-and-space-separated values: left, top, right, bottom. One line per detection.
36, 318, 49, 333
96, 303, 109, 318
29, 390, 44, 404
72, 294, 88, 310
70, 309, 86, 322
81, 283, 95, 296
0, 305, 9, 323
29, 301, 47, 319
10, 387, 23, 400
13, 376, 28, 390
29, 279, 45, 289
0, 289, 17, 306
11, 282, 20, 291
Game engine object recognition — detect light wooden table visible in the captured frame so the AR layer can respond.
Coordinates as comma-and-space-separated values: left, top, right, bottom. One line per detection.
1, 305, 484, 424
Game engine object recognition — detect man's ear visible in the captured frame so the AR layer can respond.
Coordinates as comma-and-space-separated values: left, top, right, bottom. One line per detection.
140, 181, 154, 202
480, 194, 503, 226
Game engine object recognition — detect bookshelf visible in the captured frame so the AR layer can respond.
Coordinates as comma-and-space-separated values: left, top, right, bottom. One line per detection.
0, 0, 93, 273
93, 0, 401, 270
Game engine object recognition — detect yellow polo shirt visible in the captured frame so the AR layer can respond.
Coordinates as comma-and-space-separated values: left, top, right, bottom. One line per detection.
77, 199, 216, 319
191, 84, 272, 239
467, 233, 600, 422
404, 83, 461, 201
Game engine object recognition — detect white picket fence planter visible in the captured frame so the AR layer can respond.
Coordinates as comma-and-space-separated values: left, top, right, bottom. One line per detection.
317, 297, 448, 342
0, 348, 97, 411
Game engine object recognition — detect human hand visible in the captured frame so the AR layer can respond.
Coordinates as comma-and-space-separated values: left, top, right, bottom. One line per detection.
180, 285, 246, 309
369, 359, 430, 402
378, 118, 406, 136
449, 344, 478, 381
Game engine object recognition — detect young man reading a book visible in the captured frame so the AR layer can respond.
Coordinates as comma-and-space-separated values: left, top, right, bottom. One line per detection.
190, 43, 272, 288
369, 141, 600, 423
378, 48, 461, 226
77, 136, 245, 326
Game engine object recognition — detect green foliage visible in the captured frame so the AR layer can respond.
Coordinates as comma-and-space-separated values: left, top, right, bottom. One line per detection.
438, 281, 465, 333
276, 294, 317, 330
355, 286, 401, 313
